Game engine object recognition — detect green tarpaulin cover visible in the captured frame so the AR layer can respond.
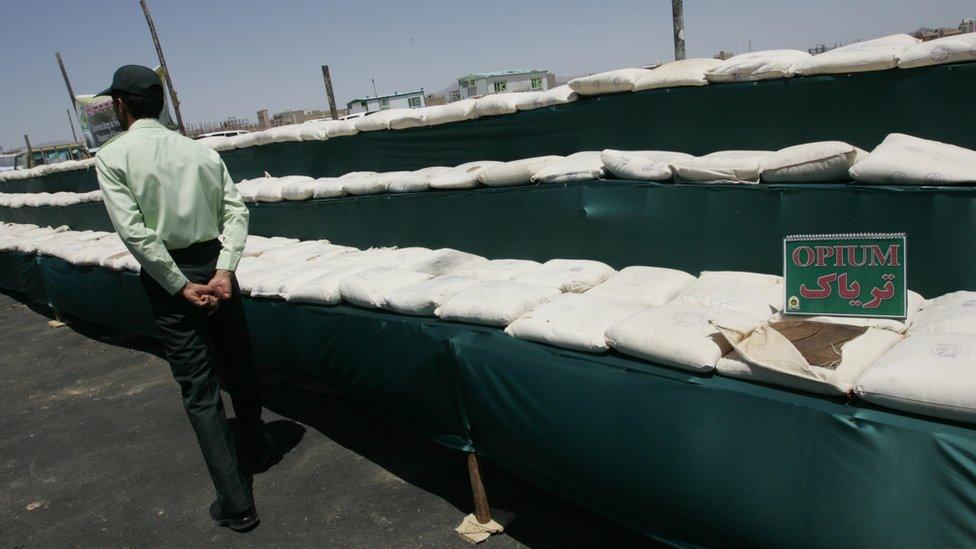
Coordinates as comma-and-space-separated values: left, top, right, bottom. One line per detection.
6, 181, 973, 297
5, 63, 976, 192
4, 253, 974, 546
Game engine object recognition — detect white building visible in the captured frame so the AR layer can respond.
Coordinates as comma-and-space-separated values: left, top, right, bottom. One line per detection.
457, 70, 554, 100
346, 90, 425, 114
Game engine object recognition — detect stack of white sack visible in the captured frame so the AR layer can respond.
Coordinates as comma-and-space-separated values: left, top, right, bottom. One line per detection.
382, 276, 481, 316
797, 34, 920, 75
897, 33, 976, 69
705, 50, 812, 82
506, 293, 644, 352
849, 133, 976, 185
0, 158, 96, 183
0, 190, 102, 208
584, 266, 696, 306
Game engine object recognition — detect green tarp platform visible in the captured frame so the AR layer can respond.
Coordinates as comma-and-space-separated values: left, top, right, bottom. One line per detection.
6, 181, 974, 297
7, 63, 976, 192
2, 253, 974, 546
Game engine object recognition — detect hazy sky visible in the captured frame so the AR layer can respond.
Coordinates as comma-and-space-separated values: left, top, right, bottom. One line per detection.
1, 0, 972, 149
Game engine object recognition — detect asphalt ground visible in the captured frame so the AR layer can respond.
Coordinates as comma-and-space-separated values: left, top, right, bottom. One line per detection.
0, 291, 660, 548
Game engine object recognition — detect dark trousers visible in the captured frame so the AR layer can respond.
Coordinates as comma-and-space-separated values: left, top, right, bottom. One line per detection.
140, 239, 263, 514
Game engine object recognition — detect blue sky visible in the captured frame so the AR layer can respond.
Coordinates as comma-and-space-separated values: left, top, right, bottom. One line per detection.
1, 0, 972, 150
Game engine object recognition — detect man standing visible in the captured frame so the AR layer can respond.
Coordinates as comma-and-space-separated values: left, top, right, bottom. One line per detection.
94, 65, 268, 531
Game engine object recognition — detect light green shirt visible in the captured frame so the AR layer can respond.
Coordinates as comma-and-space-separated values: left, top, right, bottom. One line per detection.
95, 118, 249, 295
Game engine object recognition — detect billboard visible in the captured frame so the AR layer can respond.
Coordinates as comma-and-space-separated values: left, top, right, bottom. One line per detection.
75, 65, 177, 150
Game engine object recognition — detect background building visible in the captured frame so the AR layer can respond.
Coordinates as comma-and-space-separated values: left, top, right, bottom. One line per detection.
346, 90, 425, 114
456, 70, 554, 99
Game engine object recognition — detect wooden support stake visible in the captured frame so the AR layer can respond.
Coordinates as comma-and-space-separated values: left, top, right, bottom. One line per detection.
467, 453, 492, 524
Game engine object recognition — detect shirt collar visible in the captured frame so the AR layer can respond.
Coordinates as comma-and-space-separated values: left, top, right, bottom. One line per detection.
128, 118, 164, 131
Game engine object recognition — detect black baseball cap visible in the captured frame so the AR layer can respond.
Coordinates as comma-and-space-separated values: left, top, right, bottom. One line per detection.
98, 65, 164, 99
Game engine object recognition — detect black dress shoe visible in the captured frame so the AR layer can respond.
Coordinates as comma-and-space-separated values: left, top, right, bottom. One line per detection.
209, 501, 260, 531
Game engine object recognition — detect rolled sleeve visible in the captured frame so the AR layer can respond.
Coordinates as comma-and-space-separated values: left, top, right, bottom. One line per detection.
216, 160, 249, 272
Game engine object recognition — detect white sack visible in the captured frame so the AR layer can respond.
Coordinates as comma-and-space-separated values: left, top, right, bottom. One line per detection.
716, 326, 902, 395
259, 241, 337, 264
898, 33, 976, 69
505, 293, 644, 353
633, 58, 724, 91
448, 259, 543, 281
230, 131, 273, 149
515, 85, 578, 111
671, 271, 782, 319
279, 176, 317, 201
514, 258, 615, 293
243, 235, 300, 257
706, 50, 811, 82
600, 150, 693, 181
339, 266, 432, 308
196, 136, 234, 152
386, 171, 431, 193
388, 109, 427, 130
605, 305, 764, 372
849, 133, 976, 185
855, 334, 976, 424
474, 93, 523, 116
382, 276, 480, 316
253, 177, 287, 202
354, 109, 413, 132
250, 264, 319, 298
585, 266, 696, 306
531, 151, 605, 184
435, 281, 561, 326
324, 120, 359, 138
285, 249, 429, 305
568, 68, 654, 95
299, 121, 331, 141
477, 156, 563, 187
342, 172, 389, 195
398, 248, 487, 277
429, 161, 501, 190
798, 34, 920, 75
422, 99, 479, 126
311, 177, 347, 199
267, 124, 304, 143
670, 150, 773, 183
909, 291, 976, 336
761, 141, 865, 183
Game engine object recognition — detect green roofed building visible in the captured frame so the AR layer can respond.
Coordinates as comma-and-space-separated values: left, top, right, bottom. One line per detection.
346, 90, 426, 114
457, 70, 555, 100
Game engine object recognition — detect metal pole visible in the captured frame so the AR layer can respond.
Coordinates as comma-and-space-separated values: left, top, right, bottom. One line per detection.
466, 453, 492, 524
55, 52, 79, 113
66, 109, 79, 144
24, 135, 34, 168
321, 65, 339, 120
671, 0, 686, 61
139, 0, 186, 135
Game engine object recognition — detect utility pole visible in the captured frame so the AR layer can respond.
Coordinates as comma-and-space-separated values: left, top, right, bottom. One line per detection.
671, 0, 686, 61
139, 0, 186, 135
321, 65, 339, 120
24, 135, 34, 168
66, 109, 79, 144
55, 52, 78, 115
